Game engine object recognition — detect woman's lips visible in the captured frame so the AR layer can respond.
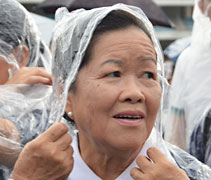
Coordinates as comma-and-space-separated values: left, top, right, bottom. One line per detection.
113, 110, 145, 126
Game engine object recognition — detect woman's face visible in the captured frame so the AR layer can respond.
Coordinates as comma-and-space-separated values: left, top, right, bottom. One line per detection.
68, 26, 162, 151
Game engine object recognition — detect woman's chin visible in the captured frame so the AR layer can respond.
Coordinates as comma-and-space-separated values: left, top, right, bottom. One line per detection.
107, 135, 147, 153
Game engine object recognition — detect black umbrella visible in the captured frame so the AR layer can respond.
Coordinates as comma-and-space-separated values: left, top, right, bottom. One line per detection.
38, 0, 173, 27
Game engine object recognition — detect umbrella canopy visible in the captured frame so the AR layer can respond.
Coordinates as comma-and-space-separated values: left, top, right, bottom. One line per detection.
38, 0, 173, 27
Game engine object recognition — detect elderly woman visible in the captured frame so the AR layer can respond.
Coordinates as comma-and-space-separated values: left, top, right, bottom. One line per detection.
11, 3, 211, 180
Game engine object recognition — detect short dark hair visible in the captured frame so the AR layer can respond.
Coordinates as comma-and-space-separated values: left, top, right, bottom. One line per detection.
80, 10, 151, 69
70, 10, 151, 92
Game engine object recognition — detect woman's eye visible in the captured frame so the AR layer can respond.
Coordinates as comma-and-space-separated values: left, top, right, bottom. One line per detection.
143, 72, 154, 79
106, 71, 120, 77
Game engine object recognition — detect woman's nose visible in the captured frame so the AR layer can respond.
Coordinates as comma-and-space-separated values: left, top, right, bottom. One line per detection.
119, 81, 145, 104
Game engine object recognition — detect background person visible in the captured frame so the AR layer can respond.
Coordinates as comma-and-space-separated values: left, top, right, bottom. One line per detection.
0, 0, 52, 86
0, 0, 53, 178
164, 0, 211, 166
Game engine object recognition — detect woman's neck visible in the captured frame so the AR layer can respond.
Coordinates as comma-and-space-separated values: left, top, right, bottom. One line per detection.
78, 133, 142, 180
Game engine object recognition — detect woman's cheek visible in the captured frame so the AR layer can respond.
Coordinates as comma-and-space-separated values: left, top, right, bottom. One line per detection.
146, 86, 162, 115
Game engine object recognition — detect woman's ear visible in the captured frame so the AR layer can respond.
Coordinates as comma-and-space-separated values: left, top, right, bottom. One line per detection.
65, 94, 75, 120
13, 45, 29, 68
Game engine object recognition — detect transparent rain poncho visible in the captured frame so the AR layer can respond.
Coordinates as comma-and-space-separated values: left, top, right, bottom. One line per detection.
164, 0, 211, 166
0, 0, 52, 178
50, 3, 211, 179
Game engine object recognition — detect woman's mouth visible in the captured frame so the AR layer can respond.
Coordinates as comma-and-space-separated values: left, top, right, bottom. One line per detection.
113, 111, 145, 126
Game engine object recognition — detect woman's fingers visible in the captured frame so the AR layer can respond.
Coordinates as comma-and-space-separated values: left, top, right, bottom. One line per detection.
130, 167, 145, 180
131, 147, 190, 180
27, 67, 52, 84
39, 122, 69, 142
20, 67, 52, 85
31, 67, 51, 79
55, 133, 72, 151
65, 146, 74, 167
136, 155, 152, 172
147, 147, 168, 163
25, 76, 52, 85
6, 67, 52, 85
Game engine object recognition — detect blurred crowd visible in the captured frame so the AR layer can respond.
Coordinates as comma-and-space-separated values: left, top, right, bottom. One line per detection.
0, 0, 210, 179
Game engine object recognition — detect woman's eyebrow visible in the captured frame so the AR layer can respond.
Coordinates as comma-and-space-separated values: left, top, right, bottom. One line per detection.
140, 57, 157, 65
100, 59, 124, 66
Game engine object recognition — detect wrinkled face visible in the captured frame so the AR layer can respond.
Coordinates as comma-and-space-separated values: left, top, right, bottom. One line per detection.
69, 26, 162, 151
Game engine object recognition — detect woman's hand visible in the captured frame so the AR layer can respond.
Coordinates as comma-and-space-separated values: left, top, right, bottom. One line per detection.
0, 118, 20, 141
0, 118, 20, 168
12, 122, 74, 180
130, 147, 189, 180
5, 67, 52, 85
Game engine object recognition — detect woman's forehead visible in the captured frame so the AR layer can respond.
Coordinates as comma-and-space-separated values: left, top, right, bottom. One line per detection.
85, 28, 156, 67
92, 27, 156, 55
94, 26, 153, 46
